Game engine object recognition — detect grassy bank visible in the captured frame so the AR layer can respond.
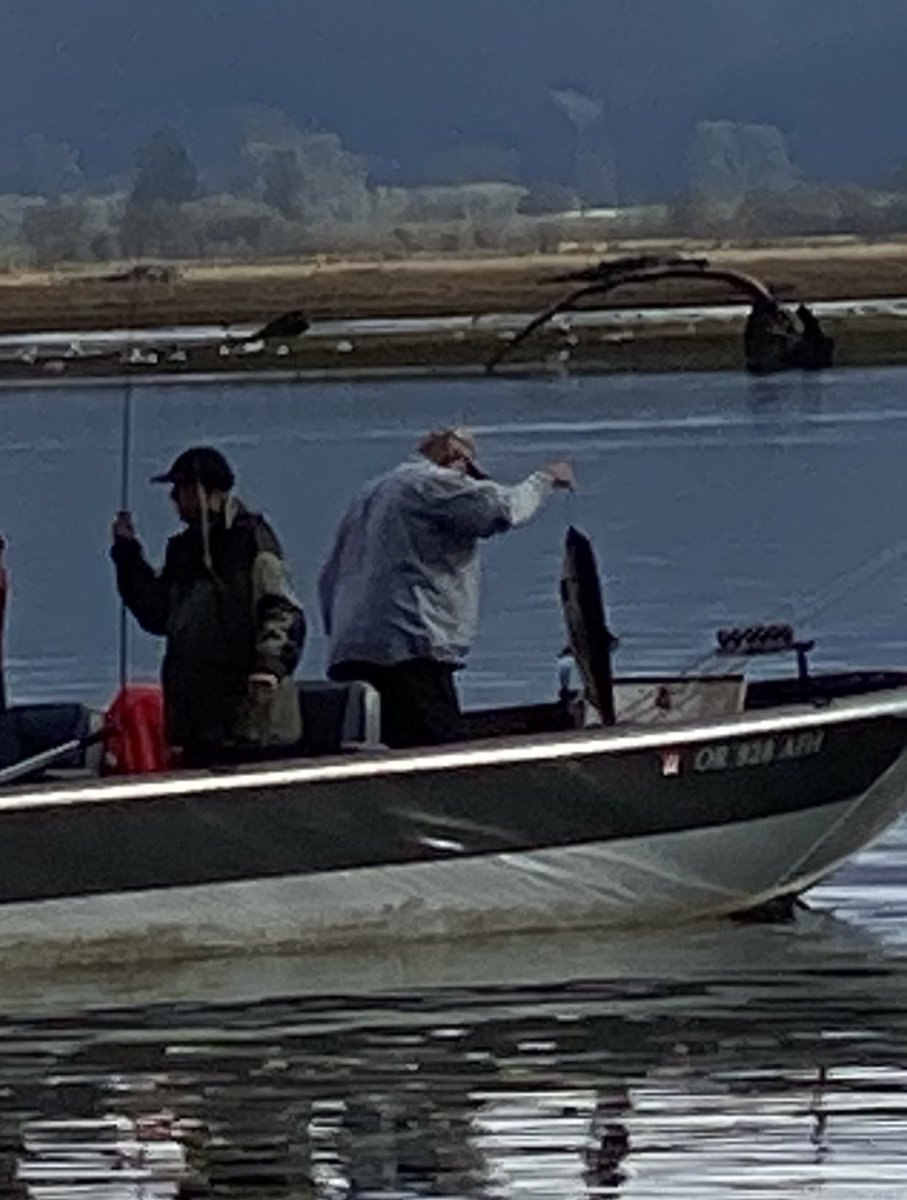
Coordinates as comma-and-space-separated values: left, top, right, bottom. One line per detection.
2, 237, 907, 334
0, 237, 905, 381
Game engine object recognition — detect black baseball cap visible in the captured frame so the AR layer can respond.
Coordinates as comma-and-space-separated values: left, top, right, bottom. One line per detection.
150, 446, 235, 491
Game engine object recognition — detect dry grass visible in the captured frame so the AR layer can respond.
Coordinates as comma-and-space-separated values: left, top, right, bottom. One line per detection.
1, 237, 907, 337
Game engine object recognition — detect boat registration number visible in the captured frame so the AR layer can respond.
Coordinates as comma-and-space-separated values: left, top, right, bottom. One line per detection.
691, 730, 825, 773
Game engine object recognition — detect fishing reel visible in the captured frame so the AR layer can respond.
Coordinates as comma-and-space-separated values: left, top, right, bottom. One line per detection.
716, 624, 798, 655
716, 623, 815, 698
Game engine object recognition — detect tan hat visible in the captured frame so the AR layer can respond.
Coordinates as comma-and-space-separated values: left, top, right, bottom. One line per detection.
417, 427, 489, 479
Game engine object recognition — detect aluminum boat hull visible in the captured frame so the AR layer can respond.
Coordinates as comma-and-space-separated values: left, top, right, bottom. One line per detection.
0, 688, 905, 967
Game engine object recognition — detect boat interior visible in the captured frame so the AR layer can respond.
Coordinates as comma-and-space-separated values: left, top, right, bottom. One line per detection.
2, 656, 907, 787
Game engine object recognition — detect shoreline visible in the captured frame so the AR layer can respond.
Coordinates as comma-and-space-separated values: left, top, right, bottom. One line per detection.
0, 312, 903, 387
0, 238, 906, 382
2, 237, 907, 332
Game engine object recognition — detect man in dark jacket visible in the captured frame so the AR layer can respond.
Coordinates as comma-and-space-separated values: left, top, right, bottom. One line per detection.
111, 446, 305, 766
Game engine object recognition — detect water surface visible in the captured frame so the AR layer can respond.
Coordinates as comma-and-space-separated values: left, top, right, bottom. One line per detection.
2, 366, 907, 1196
3, 365, 907, 706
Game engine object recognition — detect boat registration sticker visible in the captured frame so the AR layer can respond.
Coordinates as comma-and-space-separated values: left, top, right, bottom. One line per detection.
660, 751, 682, 776
692, 730, 825, 773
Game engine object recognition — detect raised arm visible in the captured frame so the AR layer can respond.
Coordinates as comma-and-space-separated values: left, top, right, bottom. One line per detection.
423, 462, 573, 538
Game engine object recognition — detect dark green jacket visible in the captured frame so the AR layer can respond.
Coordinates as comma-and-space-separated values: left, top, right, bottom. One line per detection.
112, 497, 304, 758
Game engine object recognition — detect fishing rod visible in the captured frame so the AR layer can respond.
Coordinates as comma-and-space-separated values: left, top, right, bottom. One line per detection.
116, 275, 141, 694
117, 375, 134, 693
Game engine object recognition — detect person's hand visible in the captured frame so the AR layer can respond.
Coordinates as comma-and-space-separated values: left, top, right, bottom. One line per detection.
112, 510, 137, 541
542, 461, 575, 490
248, 671, 279, 699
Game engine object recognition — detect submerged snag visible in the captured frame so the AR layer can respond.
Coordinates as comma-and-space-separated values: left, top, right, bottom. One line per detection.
487, 253, 834, 375
250, 309, 311, 341
744, 296, 834, 373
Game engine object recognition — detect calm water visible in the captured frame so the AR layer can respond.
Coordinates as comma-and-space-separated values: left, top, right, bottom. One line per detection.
3, 367, 907, 1195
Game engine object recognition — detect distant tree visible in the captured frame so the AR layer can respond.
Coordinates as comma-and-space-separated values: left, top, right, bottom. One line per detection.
665, 190, 727, 238
131, 128, 198, 205
733, 183, 886, 239
689, 122, 741, 201
518, 181, 578, 215
236, 105, 370, 224
119, 198, 195, 258
118, 201, 153, 258
689, 121, 797, 202
549, 87, 617, 207
262, 149, 304, 216
89, 231, 117, 261
876, 195, 907, 234
828, 184, 884, 235
295, 131, 370, 221
459, 182, 525, 247
21, 202, 87, 265
183, 194, 274, 257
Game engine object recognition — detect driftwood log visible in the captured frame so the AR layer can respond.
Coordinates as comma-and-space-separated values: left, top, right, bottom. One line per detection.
487, 255, 834, 374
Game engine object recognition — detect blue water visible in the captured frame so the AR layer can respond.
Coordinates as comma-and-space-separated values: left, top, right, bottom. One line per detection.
3, 365, 907, 709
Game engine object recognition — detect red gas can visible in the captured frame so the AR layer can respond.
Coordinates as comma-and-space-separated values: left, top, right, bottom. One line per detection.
103, 684, 171, 775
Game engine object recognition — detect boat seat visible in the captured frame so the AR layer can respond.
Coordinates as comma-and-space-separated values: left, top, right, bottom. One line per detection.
0, 703, 105, 776
297, 679, 382, 756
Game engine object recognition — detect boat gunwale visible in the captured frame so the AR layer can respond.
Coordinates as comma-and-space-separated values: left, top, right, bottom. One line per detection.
2, 683, 907, 815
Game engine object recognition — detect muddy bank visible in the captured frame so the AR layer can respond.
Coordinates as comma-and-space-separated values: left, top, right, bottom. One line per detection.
5, 238, 907, 337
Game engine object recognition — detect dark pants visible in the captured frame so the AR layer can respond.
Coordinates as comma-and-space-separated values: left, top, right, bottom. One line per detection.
330, 659, 462, 749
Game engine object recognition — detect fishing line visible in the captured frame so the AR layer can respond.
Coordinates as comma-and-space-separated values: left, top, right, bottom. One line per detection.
611, 535, 907, 680
576, 528, 907, 726
795, 537, 907, 625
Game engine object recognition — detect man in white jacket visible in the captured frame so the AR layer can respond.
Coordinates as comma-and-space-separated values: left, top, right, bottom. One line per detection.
318, 427, 574, 748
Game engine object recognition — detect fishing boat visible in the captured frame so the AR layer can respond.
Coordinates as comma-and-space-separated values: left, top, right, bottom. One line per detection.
0, 527, 904, 968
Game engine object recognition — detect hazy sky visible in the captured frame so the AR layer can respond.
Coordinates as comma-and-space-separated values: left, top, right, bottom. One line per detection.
3, 0, 906, 195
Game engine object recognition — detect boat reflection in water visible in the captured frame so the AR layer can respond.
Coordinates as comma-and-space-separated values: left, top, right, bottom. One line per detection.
3, 900, 907, 1197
